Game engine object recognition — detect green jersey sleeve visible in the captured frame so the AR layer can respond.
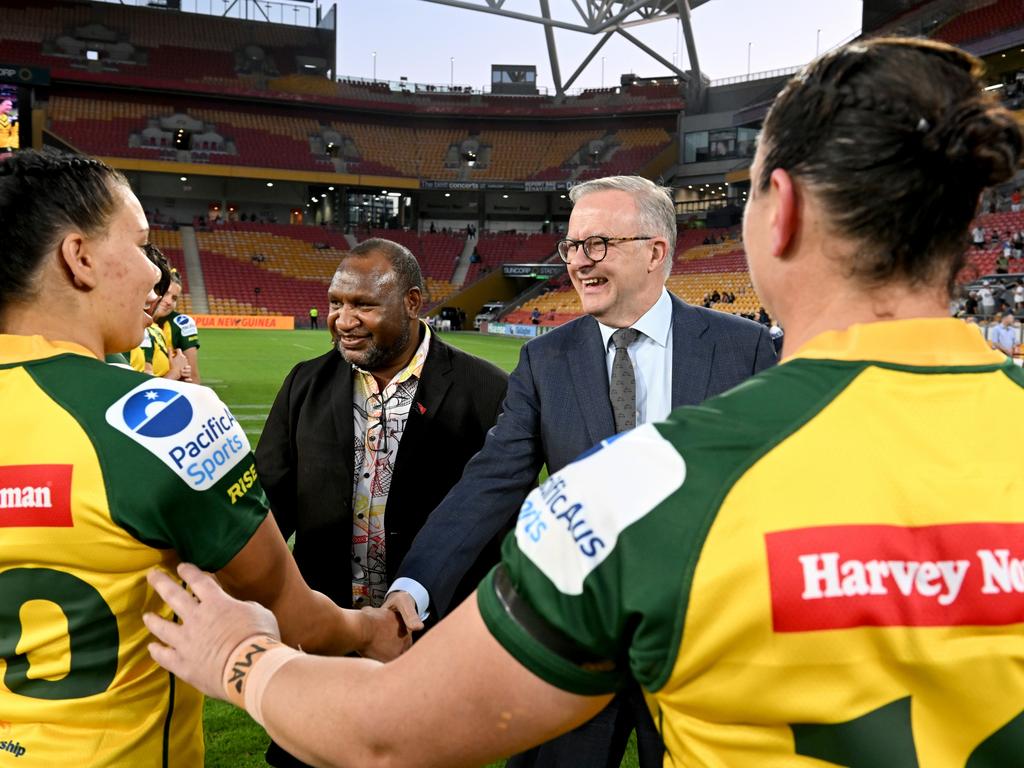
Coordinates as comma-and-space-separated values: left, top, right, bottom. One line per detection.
478, 424, 688, 696
168, 312, 201, 351
28, 356, 265, 571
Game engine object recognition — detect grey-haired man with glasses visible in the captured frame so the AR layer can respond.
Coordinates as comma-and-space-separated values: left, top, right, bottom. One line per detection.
382, 176, 776, 768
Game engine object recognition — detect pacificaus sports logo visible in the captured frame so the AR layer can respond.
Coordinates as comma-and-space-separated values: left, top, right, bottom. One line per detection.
173, 313, 199, 337
515, 424, 685, 595
122, 388, 193, 437
105, 382, 250, 490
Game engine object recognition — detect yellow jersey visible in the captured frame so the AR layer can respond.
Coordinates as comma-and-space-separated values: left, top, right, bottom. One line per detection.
0, 335, 266, 766
481, 318, 1024, 767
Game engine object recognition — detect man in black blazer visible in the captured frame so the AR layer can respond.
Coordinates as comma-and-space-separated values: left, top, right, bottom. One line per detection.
384, 177, 776, 768
255, 238, 508, 768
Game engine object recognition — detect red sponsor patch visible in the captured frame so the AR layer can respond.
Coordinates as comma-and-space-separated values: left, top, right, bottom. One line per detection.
765, 524, 1024, 631
0, 464, 73, 527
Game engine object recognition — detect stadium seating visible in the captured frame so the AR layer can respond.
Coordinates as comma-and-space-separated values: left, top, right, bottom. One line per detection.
936, 0, 1024, 45
466, 233, 560, 284
47, 93, 674, 180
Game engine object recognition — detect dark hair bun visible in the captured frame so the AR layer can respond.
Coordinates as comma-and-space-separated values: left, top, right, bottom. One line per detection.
941, 101, 1023, 188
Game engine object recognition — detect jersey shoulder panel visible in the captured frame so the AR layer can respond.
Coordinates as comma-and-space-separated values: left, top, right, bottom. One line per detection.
481, 359, 867, 695
26, 356, 266, 570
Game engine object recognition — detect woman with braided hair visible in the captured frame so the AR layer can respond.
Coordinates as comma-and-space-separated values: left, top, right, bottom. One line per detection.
147, 38, 1024, 767
0, 149, 405, 765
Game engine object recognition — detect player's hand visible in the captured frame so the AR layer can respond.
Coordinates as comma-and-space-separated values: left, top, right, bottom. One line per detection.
383, 590, 425, 634
144, 563, 280, 701
356, 606, 412, 662
166, 349, 191, 382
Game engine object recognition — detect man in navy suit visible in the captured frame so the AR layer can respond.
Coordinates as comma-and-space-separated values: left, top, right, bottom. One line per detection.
384, 175, 776, 768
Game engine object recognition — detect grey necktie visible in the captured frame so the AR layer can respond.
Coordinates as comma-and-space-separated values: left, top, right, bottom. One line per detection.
610, 328, 640, 433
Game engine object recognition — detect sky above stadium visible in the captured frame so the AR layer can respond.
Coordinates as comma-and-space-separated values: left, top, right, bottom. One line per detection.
336, 0, 864, 92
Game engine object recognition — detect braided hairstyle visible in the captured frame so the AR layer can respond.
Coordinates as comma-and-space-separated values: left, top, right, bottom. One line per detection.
759, 37, 1023, 291
0, 149, 129, 316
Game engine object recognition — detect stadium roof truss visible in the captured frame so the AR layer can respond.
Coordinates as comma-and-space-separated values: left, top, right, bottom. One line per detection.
419, 0, 708, 102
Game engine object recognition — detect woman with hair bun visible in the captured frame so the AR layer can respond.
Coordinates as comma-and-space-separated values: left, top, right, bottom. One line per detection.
145, 39, 1024, 768
0, 150, 403, 766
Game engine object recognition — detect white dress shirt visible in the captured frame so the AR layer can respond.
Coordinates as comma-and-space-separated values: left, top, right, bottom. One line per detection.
389, 289, 675, 619
596, 287, 674, 426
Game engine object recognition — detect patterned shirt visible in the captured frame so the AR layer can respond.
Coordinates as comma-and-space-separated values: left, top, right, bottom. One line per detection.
351, 323, 431, 607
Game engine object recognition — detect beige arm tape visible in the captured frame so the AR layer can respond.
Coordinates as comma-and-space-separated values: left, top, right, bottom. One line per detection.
222, 634, 304, 726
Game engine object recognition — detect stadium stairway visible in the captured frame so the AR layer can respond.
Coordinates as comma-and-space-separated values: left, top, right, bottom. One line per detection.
452, 239, 474, 286
178, 226, 210, 314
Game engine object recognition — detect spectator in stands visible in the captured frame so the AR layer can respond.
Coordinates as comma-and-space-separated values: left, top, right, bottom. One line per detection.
999, 284, 1017, 313
144, 37, 1024, 768
990, 311, 1018, 356
769, 321, 784, 355
530, 307, 541, 325
1015, 282, 1024, 312
1011, 187, 1021, 212
972, 224, 985, 246
758, 306, 770, 325
0, 149, 404, 767
979, 280, 996, 315
965, 290, 980, 315
254, 238, 509, 768
998, 243, 1011, 273
382, 175, 774, 768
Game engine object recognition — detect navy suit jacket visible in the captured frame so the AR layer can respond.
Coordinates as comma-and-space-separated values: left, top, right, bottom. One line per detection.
397, 294, 777, 617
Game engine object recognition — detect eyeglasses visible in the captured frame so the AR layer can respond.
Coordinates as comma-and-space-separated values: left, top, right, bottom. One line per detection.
556, 235, 654, 263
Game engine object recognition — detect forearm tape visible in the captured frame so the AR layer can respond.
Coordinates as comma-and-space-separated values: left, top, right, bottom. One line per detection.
222, 634, 304, 725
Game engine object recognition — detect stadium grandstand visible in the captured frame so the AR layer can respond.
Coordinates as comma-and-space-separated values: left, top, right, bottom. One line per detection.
2, 0, 1021, 335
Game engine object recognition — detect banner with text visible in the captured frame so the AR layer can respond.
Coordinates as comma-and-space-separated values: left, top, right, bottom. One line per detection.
193, 314, 295, 330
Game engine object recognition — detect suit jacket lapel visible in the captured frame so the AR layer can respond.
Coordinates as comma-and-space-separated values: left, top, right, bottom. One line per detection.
409, 334, 453, 421
670, 295, 714, 408
330, 356, 356, 491
567, 316, 616, 446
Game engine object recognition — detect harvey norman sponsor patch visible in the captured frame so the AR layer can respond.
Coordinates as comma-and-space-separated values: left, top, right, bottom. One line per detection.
515, 424, 685, 595
766, 523, 1024, 631
0, 464, 72, 527
105, 381, 251, 491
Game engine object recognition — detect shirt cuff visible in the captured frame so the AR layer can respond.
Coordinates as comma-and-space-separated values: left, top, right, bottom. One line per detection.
387, 578, 431, 621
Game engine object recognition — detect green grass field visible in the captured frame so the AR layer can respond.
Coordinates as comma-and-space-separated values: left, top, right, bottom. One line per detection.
198, 328, 642, 767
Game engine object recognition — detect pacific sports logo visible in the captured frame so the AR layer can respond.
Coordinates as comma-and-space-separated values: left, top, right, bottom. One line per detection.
122, 388, 194, 438
105, 382, 250, 491
0, 464, 72, 527
766, 523, 1024, 631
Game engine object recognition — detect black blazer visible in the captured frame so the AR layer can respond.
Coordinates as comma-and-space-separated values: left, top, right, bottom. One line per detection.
397, 294, 778, 617
255, 331, 509, 611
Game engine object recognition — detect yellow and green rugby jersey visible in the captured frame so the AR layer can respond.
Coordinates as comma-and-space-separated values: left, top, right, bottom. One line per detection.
0, 335, 267, 766
129, 324, 172, 378
480, 318, 1024, 768
160, 312, 199, 354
